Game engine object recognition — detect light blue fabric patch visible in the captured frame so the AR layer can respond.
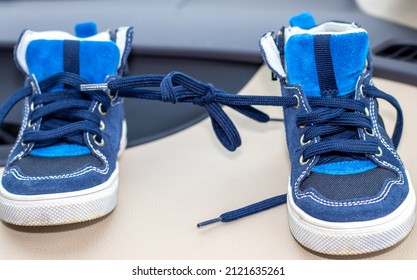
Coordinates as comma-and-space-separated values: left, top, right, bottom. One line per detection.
312, 160, 377, 175
285, 32, 369, 97
79, 41, 120, 83
26, 40, 64, 82
29, 144, 91, 157
289, 12, 316, 29
330, 32, 369, 96
75, 22, 98, 38
285, 34, 321, 97
26, 40, 120, 83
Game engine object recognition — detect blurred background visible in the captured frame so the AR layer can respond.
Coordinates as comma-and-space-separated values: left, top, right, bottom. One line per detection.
1, 0, 417, 163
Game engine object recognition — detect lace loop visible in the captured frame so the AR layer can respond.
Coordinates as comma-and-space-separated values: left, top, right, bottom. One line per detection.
197, 83, 405, 227
108, 71, 296, 151
363, 85, 403, 148
160, 72, 177, 104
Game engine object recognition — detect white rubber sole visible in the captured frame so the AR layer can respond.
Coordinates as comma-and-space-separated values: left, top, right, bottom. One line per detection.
0, 168, 119, 226
287, 171, 416, 255
0, 120, 127, 226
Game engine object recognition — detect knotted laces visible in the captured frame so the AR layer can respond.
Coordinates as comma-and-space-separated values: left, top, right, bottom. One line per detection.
0, 71, 403, 227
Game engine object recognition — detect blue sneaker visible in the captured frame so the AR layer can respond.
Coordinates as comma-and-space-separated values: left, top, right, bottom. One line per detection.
0, 23, 133, 225
258, 13, 416, 255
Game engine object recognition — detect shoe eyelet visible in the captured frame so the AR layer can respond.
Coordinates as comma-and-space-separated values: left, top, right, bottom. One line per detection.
365, 128, 374, 136
30, 81, 36, 90
30, 102, 35, 112
293, 94, 300, 109
375, 146, 383, 157
364, 107, 370, 116
299, 155, 310, 165
108, 90, 118, 101
27, 119, 35, 128
93, 134, 105, 147
300, 134, 311, 146
360, 84, 366, 98
99, 120, 105, 131
98, 103, 108, 116
21, 141, 27, 147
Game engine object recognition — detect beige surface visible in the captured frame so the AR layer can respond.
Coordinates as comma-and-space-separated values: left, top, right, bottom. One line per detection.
356, 0, 417, 29
2, 0, 417, 260
0, 65, 416, 260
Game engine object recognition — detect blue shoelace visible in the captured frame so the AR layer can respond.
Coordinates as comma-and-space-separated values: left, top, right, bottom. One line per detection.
107, 72, 403, 227
0, 73, 113, 148
0, 71, 295, 149
0, 71, 403, 227
106, 71, 297, 151
197, 87, 403, 228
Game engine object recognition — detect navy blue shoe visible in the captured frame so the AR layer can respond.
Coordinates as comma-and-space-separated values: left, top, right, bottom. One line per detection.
0, 23, 133, 225
259, 13, 415, 254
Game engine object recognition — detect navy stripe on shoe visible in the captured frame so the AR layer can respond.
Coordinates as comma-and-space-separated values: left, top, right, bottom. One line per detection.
63, 40, 80, 74
314, 34, 338, 97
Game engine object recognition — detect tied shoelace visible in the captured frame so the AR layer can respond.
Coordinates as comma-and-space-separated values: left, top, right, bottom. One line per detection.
0, 72, 112, 148
106, 71, 297, 151
193, 85, 403, 228
296, 92, 401, 165
0, 71, 403, 227
0, 71, 295, 150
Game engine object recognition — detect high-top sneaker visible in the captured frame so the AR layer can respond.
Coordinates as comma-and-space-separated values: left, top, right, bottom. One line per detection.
259, 13, 415, 255
0, 22, 133, 226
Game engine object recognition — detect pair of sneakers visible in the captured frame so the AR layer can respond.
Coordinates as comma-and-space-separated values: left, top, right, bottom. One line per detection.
0, 13, 414, 256
0, 21, 277, 225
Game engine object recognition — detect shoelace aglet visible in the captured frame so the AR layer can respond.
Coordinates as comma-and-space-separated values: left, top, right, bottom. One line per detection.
197, 217, 222, 228
197, 194, 287, 229
80, 83, 108, 91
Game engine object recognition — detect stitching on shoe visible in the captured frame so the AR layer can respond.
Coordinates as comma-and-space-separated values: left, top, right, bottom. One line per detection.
295, 161, 403, 207
3, 101, 112, 181
9, 98, 30, 160
294, 139, 404, 207
4, 140, 109, 181
4, 133, 110, 180
289, 77, 405, 207
111, 98, 123, 107
369, 94, 402, 164
10, 77, 45, 164
285, 85, 309, 112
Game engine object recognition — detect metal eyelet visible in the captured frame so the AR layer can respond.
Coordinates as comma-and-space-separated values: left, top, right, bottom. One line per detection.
359, 84, 366, 98
365, 128, 374, 136
98, 103, 108, 116
300, 134, 311, 146
364, 107, 370, 116
93, 134, 105, 147
293, 94, 300, 109
299, 155, 310, 165
30, 102, 35, 112
375, 146, 383, 157
21, 141, 27, 147
27, 119, 35, 128
108, 90, 117, 101
99, 120, 105, 131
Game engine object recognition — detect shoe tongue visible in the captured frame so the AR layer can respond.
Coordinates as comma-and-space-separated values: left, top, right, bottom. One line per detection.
284, 28, 369, 97
15, 23, 121, 83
